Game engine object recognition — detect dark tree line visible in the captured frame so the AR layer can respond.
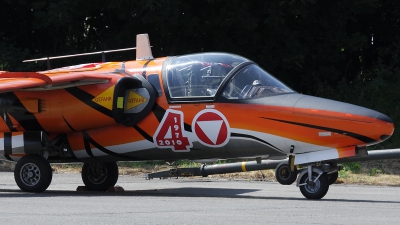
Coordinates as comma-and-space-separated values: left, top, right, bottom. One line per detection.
1, 0, 400, 147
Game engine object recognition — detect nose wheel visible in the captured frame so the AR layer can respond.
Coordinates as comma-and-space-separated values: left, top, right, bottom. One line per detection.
298, 171, 329, 199
14, 154, 53, 193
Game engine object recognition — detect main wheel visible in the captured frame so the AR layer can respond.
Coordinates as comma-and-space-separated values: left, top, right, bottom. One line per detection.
14, 154, 53, 193
299, 172, 329, 199
275, 162, 297, 185
327, 171, 339, 185
81, 162, 119, 191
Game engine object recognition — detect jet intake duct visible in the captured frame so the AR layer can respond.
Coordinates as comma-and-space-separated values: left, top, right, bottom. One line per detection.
0, 132, 42, 159
113, 76, 156, 126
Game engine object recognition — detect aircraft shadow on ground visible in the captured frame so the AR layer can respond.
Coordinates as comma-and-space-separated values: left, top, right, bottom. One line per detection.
0, 187, 399, 204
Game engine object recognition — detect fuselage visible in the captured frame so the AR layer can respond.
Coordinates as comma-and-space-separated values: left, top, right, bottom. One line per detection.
0, 53, 394, 163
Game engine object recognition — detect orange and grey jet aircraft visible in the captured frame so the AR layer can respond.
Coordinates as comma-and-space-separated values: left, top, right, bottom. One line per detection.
0, 34, 394, 199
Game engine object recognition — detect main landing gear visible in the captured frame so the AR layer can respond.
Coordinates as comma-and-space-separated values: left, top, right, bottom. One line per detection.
14, 154, 120, 192
14, 154, 53, 193
81, 162, 119, 191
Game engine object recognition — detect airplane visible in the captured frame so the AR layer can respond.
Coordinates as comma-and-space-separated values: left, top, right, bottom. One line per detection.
0, 34, 394, 199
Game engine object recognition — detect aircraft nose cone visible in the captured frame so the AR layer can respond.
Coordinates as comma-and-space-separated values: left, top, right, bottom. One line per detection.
374, 113, 394, 142
294, 95, 392, 123
374, 112, 393, 124
294, 95, 394, 143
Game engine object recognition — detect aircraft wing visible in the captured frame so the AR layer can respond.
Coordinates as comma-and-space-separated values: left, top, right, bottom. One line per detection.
0, 71, 112, 93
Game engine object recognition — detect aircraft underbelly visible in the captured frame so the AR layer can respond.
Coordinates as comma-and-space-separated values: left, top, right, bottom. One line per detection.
70, 137, 287, 162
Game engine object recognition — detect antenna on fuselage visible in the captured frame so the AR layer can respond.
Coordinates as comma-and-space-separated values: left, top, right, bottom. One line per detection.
22, 34, 153, 69
136, 34, 154, 60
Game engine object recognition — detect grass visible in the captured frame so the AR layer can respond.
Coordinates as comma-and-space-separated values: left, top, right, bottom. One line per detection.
2, 159, 400, 186
334, 159, 400, 186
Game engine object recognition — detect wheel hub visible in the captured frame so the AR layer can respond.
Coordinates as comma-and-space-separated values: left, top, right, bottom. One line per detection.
86, 163, 108, 184
280, 168, 290, 179
304, 177, 320, 193
20, 163, 41, 186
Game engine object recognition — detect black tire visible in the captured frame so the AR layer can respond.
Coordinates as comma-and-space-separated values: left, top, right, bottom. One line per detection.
14, 154, 53, 193
81, 162, 119, 191
327, 171, 339, 185
275, 162, 297, 185
299, 172, 329, 199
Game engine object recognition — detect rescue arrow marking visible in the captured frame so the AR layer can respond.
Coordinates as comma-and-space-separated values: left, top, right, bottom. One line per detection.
124, 88, 150, 113
92, 85, 114, 110
125, 90, 148, 111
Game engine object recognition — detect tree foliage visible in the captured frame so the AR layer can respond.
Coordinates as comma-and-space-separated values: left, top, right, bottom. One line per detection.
1, 0, 399, 147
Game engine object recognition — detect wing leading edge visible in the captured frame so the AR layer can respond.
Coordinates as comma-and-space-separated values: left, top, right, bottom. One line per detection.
0, 71, 112, 93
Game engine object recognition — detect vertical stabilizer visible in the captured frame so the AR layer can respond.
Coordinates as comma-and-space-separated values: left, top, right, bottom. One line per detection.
136, 34, 154, 60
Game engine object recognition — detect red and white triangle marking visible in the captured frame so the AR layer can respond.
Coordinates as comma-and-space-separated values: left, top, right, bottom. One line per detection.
192, 109, 230, 148
196, 120, 223, 144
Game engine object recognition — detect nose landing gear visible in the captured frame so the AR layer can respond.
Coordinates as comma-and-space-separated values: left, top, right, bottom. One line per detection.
298, 171, 329, 199
296, 163, 341, 199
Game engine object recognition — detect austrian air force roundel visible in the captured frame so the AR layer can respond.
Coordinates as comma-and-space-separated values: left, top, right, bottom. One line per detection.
192, 109, 230, 148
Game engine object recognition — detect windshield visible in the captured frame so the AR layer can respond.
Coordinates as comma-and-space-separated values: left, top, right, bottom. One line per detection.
166, 53, 248, 98
222, 64, 294, 99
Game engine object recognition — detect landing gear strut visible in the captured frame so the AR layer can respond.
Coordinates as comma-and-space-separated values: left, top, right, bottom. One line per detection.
81, 162, 119, 191
14, 154, 53, 193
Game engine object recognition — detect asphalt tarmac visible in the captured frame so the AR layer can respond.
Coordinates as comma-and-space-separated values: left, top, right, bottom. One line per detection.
0, 171, 399, 224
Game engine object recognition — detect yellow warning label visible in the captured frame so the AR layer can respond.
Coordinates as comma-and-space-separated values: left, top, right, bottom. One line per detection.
125, 90, 148, 110
92, 85, 114, 110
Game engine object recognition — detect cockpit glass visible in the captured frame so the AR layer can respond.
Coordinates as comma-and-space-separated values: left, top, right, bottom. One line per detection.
222, 64, 294, 99
166, 53, 248, 98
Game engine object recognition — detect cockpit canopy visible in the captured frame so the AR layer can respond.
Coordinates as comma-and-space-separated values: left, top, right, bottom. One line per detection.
165, 53, 294, 100
222, 64, 294, 99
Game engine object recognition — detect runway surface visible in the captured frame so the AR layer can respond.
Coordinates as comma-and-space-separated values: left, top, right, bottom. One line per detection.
0, 171, 399, 224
